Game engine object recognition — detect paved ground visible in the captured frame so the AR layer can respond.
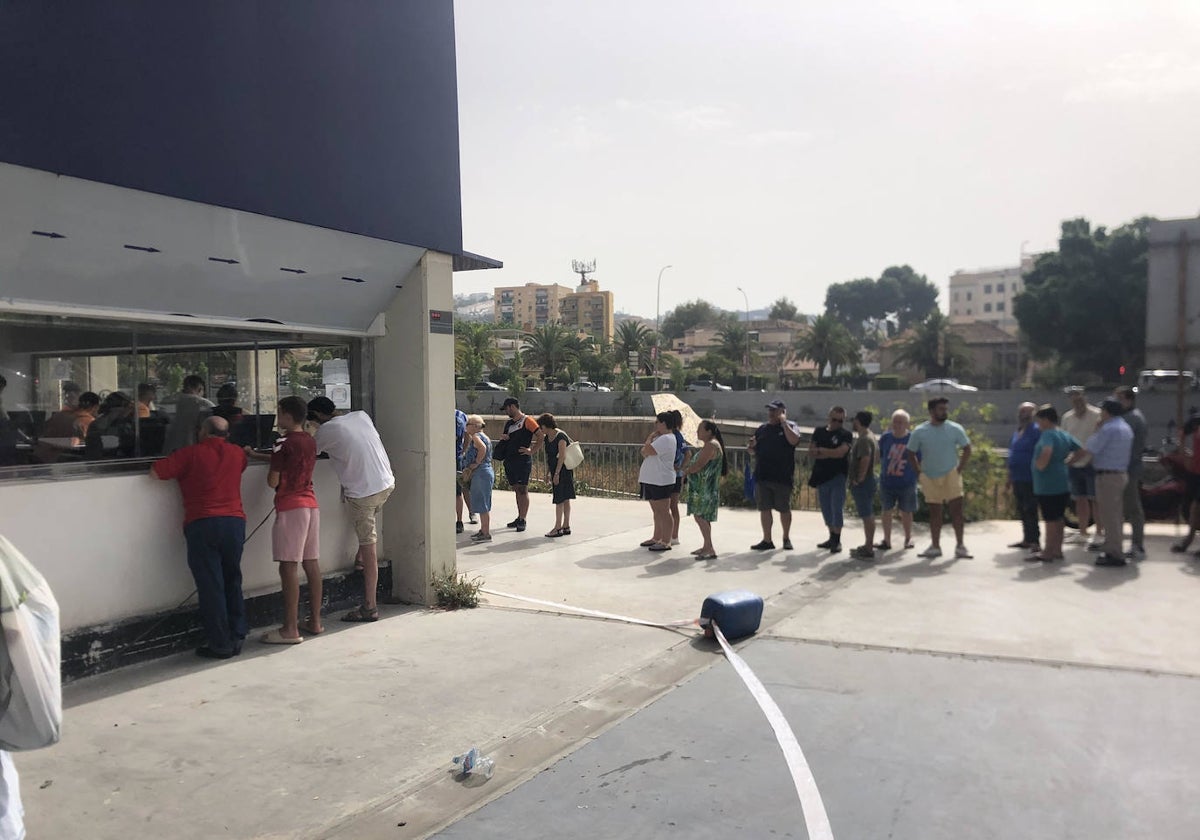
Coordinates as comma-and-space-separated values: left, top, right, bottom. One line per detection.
16, 498, 1200, 839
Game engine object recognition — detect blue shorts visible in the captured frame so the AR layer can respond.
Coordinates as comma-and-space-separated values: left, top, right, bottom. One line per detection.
850, 476, 877, 518
880, 483, 918, 513
1068, 465, 1095, 499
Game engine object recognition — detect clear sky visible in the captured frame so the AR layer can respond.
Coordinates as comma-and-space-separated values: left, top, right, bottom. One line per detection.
452, 1, 1200, 320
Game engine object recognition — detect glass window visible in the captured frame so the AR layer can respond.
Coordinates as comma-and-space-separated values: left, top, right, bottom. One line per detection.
0, 312, 355, 480
983, 284, 992, 294
966, 292, 972, 301
996, 302, 1005, 312
984, 303, 992, 312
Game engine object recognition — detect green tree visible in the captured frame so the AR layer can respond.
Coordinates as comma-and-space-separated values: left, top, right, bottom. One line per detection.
768, 296, 800, 321
668, 357, 687, 392
1014, 217, 1150, 378
881, 265, 939, 332
794, 314, 860, 381
825, 277, 888, 339
454, 321, 503, 385
613, 321, 655, 375
692, 351, 738, 383
522, 324, 576, 382
716, 323, 759, 384
890, 312, 973, 379
825, 267, 939, 341
659, 300, 736, 341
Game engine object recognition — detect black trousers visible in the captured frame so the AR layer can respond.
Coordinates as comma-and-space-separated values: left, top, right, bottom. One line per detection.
1013, 480, 1040, 544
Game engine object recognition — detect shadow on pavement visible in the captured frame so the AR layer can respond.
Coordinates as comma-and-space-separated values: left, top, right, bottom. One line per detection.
876, 556, 960, 585
1075, 562, 1141, 591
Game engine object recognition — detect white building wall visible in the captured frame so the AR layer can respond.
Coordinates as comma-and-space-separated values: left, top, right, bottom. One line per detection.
0, 461, 359, 632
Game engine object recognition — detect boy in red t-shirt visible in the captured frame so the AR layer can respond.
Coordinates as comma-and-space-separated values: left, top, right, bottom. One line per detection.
246, 396, 322, 643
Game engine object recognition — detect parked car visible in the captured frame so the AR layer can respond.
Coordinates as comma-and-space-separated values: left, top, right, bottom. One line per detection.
686, 380, 732, 392
909, 378, 979, 393
472, 380, 506, 391
1137, 369, 1198, 392
568, 380, 611, 392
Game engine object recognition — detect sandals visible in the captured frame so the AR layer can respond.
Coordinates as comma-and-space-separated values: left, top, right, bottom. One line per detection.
1025, 554, 1062, 563
299, 621, 324, 636
546, 527, 571, 538
261, 629, 302, 645
341, 605, 379, 623
639, 539, 657, 547
695, 552, 717, 560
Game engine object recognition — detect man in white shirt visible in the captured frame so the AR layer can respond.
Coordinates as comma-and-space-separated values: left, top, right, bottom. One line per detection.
1061, 387, 1103, 547
307, 397, 395, 622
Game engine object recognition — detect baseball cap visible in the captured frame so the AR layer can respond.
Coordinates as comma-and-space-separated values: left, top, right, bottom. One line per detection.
765, 399, 786, 411
307, 396, 337, 417
501, 397, 520, 409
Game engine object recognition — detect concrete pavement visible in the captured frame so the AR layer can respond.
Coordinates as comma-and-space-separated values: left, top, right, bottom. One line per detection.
17, 498, 1200, 838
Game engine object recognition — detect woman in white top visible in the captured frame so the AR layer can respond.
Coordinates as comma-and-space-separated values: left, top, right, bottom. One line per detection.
638, 412, 678, 552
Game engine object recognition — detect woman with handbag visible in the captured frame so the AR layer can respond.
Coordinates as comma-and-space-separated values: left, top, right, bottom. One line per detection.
537, 413, 576, 537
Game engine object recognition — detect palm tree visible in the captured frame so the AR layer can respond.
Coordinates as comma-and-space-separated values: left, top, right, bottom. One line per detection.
890, 312, 972, 379
522, 323, 576, 382
794, 314, 860, 382
454, 321, 504, 385
716, 323, 759, 385
613, 320, 654, 374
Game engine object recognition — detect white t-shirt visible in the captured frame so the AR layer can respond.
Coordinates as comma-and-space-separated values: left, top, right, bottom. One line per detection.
638, 433, 677, 486
1062, 404, 1101, 467
314, 411, 394, 499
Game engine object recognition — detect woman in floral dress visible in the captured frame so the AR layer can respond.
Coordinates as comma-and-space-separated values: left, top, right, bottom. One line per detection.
683, 420, 727, 559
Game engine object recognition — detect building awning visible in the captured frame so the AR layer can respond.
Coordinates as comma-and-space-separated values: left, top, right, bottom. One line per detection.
0, 164, 501, 335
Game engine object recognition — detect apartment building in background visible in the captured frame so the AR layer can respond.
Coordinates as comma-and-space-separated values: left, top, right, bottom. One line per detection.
494, 282, 573, 331
948, 254, 1036, 335
560, 278, 615, 343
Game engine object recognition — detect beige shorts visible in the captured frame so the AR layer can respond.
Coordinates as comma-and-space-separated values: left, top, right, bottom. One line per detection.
346, 485, 394, 545
918, 470, 963, 505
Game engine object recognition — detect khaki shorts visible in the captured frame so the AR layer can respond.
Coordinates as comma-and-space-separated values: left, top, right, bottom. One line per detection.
918, 470, 963, 505
346, 485, 394, 545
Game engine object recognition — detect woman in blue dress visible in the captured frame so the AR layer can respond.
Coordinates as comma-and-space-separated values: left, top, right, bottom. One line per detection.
460, 414, 495, 542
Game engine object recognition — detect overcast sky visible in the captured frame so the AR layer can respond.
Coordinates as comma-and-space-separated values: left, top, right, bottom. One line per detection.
452, 1, 1200, 320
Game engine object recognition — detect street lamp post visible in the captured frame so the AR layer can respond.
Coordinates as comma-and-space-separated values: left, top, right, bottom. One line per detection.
654, 264, 673, 391
736, 286, 750, 391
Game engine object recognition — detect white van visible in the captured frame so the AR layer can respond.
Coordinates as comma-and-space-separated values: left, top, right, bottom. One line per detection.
1137, 369, 1197, 392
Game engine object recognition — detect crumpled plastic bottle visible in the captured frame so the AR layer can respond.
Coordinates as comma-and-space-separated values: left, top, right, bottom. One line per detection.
452, 746, 495, 779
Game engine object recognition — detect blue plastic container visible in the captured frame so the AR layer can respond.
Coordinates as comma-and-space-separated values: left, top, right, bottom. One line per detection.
700, 590, 763, 640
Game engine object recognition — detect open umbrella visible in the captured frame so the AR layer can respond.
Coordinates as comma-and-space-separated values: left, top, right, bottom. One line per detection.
650, 393, 703, 447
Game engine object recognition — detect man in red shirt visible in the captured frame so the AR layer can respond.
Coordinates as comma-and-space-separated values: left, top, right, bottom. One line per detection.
152, 415, 248, 659
246, 396, 322, 644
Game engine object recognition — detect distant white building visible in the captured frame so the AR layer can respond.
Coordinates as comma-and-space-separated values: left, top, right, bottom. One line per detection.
948, 255, 1036, 335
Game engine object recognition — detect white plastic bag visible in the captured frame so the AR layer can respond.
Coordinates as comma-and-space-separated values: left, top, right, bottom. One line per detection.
0, 535, 62, 751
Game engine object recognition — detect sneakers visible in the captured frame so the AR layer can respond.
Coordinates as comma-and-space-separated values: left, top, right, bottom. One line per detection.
515, 520, 527, 532
455, 521, 464, 534
1086, 537, 1105, 552
750, 540, 775, 551
470, 532, 492, 542
853, 545, 875, 559
874, 541, 891, 551
506, 518, 523, 529
816, 538, 835, 549
954, 544, 972, 559
782, 538, 793, 551
919, 545, 943, 558
1096, 554, 1127, 567
1064, 533, 1086, 545
828, 542, 842, 553
1124, 546, 1146, 562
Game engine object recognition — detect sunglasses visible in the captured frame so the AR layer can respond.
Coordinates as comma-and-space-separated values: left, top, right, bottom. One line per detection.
829, 417, 845, 423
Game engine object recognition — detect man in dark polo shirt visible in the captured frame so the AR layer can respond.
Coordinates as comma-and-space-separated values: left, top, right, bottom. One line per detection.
747, 399, 802, 551
152, 415, 248, 659
499, 397, 541, 532
808, 405, 855, 553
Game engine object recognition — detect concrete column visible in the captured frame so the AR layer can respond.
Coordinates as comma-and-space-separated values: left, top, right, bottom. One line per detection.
375, 250, 456, 604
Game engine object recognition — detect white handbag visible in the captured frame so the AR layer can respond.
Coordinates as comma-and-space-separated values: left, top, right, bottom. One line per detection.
563, 440, 585, 470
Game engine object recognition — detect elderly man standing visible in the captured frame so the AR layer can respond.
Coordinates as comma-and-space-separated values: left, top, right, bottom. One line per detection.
1114, 386, 1147, 561
1061, 387, 1102, 548
1069, 398, 1134, 567
307, 397, 394, 622
747, 399, 802, 551
1007, 402, 1042, 551
152, 416, 248, 659
907, 397, 972, 559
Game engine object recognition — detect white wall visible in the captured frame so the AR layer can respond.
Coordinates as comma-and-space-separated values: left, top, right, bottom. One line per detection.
0, 460, 359, 632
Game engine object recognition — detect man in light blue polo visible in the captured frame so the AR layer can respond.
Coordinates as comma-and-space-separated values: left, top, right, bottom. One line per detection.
906, 397, 972, 559
1069, 398, 1134, 566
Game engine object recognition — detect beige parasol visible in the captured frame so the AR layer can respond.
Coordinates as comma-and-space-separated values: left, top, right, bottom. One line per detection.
650, 393, 703, 447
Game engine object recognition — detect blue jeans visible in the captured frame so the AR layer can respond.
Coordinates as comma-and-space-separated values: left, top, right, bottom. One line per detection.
817, 477, 846, 530
184, 516, 247, 654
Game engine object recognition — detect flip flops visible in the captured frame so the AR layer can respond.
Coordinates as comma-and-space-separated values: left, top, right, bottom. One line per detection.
341, 606, 379, 622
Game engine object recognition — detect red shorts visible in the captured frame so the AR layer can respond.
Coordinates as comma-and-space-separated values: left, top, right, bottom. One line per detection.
273, 507, 320, 562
